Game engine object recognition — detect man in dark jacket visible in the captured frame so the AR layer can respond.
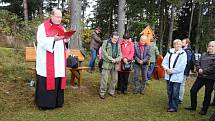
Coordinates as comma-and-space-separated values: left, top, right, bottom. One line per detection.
179, 38, 194, 103
185, 41, 215, 115
88, 26, 102, 71
133, 35, 151, 95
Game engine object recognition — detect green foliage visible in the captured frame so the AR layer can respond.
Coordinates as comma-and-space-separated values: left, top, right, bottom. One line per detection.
128, 17, 158, 37
129, 21, 148, 36
0, 10, 46, 44
0, 0, 46, 20
167, 0, 185, 7
0, 0, 23, 17
0, 10, 20, 35
93, 0, 118, 38
82, 28, 93, 50
17, 17, 45, 43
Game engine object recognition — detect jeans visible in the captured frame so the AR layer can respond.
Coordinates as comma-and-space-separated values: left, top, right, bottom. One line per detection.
88, 48, 97, 69
147, 63, 155, 80
133, 64, 148, 93
190, 77, 214, 111
166, 80, 181, 111
179, 75, 187, 101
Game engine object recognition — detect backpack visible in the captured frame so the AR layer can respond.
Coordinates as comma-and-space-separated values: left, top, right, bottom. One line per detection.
98, 39, 119, 69
185, 48, 195, 71
98, 40, 111, 69
67, 55, 78, 69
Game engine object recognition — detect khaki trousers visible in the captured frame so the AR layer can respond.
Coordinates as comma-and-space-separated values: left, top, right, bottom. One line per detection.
99, 69, 118, 96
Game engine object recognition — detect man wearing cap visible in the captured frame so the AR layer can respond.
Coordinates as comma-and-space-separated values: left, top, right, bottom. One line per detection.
88, 26, 102, 71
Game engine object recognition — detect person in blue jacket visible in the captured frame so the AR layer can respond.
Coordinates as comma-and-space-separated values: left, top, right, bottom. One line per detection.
179, 38, 194, 103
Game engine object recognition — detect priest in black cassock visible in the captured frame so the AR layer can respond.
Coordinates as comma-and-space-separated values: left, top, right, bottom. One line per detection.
35, 8, 70, 110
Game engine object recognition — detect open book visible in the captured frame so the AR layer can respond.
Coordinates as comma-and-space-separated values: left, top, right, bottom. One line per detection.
49, 25, 76, 39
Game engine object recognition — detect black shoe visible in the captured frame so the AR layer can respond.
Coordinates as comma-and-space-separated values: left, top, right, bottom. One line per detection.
117, 91, 121, 95
210, 102, 215, 106
133, 91, 138, 94
123, 91, 128, 95
38, 107, 55, 110
184, 107, 196, 111
140, 91, 144, 95
108, 93, 116, 97
56, 105, 63, 108
99, 95, 105, 99
199, 110, 207, 115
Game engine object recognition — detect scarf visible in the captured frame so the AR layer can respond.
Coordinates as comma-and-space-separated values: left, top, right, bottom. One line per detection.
43, 19, 66, 90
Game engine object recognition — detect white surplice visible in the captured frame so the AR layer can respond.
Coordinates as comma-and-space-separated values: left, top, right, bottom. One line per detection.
36, 23, 66, 78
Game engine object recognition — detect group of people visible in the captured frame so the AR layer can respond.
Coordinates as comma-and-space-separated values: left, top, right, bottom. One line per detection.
35, 8, 215, 117
162, 39, 215, 115
91, 27, 215, 116
92, 32, 158, 99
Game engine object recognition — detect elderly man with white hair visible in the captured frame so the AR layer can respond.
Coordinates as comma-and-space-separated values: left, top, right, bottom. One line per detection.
185, 41, 215, 115
162, 39, 187, 112
35, 8, 70, 110
133, 35, 151, 95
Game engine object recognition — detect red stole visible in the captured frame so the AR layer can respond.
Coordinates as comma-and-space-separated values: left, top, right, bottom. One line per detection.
44, 19, 66, 90
138, 42, 145, 53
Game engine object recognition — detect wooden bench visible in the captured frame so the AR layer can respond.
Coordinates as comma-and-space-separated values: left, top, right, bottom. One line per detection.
66, 49, 90, 87
25, 47, 90, 87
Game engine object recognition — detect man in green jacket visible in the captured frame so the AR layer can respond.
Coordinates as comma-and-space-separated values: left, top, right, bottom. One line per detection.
99, 32, 122, 99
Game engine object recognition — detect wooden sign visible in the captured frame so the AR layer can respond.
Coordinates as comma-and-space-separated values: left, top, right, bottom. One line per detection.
140, 26, 155, 44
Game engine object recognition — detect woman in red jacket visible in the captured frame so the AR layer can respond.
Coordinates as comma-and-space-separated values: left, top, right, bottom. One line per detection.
117, 33, 134, 94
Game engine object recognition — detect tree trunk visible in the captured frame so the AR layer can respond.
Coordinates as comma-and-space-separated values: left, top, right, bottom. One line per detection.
118, 0, 126, 37
188, 0, 195, 38
58, 0, 60, 8
61, 0, 65, 15
38, 0, 43, 16
168, 5, 175, 49
195, 3, 203, 53
70, 0, 82, 49
108, 8, 114, 37
158, 0, 165, 55
23, 0, 28, 21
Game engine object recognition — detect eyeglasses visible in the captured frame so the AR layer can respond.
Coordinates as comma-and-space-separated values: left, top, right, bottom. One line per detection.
53, 15, 62, 19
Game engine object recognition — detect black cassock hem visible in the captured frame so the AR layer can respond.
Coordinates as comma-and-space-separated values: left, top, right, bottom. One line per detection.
35, 75, 64, 109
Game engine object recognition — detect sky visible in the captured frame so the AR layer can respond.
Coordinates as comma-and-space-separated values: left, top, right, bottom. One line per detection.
85, 0, 96, 19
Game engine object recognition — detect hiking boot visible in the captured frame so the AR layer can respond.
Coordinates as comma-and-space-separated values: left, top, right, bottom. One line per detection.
99, 95, 105, 99
123, 91, 128, 95
184, 107, 196, 111
199, 110, 207, 115
108, 93, 116, 97
140, 91, 144, 95
133, 91, 138, 95
210, 102, 215, 106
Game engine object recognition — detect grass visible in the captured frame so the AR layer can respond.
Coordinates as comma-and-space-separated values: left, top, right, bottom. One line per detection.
0, 47, 214, 121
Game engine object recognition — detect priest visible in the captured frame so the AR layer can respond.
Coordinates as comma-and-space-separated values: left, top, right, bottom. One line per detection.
35, 8, 70, 110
